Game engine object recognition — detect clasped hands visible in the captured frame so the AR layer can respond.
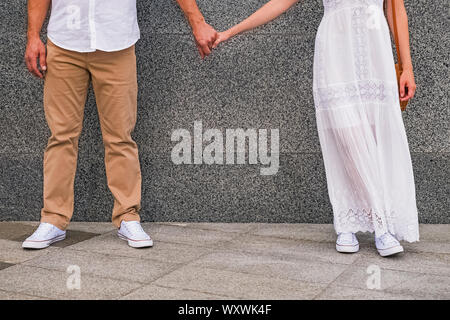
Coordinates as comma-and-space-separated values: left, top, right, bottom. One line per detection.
190, 19, 230, 59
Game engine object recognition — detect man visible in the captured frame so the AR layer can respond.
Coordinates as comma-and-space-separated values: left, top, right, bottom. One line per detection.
23, 0, 216, 249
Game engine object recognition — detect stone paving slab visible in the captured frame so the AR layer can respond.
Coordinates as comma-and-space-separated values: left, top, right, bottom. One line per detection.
153, 265, 327, 300
315, 285, 418, 300
160, 222, 258, 234
0, 222, 37, 241
0, 265, 141, 300
354, 251, 450, 276
22, 248, 179, 284
120, 285, 234, 300
0, 261, 14, 271
0, 222, 448, 300
141, 223, 241, 248
189, 249, 348, 285
15, 230, 100, 248
331, 264, 423, 291
222, 233, 361, 265
68, 232, 214, 265
0, 289, 45, 300
383, 274, 450, 300
248, 223, 336, 243
0, 239, 60, 264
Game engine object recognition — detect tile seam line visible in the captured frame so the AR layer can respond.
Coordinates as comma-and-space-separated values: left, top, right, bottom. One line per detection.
0, 288, 54, 300
119, 283, 240, 300
62, 246, 212, 266
156, 263, 336, 288
311, 255, 360, 300
12, 263, 149, 287
117, 241, 230, 298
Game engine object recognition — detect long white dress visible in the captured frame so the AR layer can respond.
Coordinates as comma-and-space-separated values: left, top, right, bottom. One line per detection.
313, 0, 419, 242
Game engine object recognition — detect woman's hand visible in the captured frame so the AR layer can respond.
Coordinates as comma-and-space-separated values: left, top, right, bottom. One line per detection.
399, 68, 416, 102
212, 30, 233, 49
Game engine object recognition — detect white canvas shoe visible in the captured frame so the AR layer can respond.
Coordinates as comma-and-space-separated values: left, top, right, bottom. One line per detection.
118, 221, 153, 248
375, 233, 403, 257
336, 232, 359, 253
22, 222, 66, 249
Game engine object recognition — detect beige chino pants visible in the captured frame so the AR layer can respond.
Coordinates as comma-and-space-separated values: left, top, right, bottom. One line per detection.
40, 40, 141, 230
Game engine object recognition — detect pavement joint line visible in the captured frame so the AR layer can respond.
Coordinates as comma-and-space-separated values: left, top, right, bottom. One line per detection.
10, 246, 64, 264
116, 229, 260, 298
382, 282, 450, 300
151, 265, 330, 299
120, 283, 240, 300
173, 263, 332, 288
116, 251, 214, 297
46, 235, 357, 268
208, 233, 358, 265
192, 244, 356, 268
152, 221, 257, 231
12, 262, 152, 287
59, 246, 205, 270
311, 254, 386, 299
0, 288, 51, 300
350, 260, 450, 277
373, 271, 424, 291
115, 240, 226, 298
312, 258, 357, 300
232, 231, 337, 244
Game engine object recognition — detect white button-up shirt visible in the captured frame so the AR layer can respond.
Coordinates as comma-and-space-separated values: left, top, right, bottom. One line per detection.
47, 0, 140, 53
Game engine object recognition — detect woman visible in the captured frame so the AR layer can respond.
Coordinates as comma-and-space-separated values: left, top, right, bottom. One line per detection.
214, 0, 419, 256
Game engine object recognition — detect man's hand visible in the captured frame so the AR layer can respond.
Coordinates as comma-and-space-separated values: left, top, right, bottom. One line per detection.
176, 0, 218, 59
191, 20, 218, 59
25, 36, 47, 78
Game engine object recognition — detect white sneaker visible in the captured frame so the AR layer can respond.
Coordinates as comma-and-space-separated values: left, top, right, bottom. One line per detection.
22, 222, 66, 249
375, 233, 404, 257
336, 232, 359, 253
118, 221, 153, 248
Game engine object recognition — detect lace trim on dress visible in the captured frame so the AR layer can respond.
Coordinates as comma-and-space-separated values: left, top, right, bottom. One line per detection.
314, 79, 398, 109
334, 207, 419, 242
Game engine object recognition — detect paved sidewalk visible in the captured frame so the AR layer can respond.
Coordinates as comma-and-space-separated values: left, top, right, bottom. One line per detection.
0, 222, 449, 300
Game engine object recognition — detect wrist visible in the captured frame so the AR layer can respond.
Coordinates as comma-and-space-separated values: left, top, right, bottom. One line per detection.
189, 15, 206, 30
227, 26, 239, 38
402, 65, 413, 73
27, 31, 41, 41
401, 61, 413, 71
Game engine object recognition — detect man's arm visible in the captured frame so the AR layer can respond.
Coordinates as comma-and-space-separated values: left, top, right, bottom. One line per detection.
25, 0, 51, 78
176, 0, 217, 58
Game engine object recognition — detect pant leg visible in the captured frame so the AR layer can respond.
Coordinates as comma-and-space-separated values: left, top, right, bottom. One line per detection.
87, 46, 141, 228
40, 40, 90, 230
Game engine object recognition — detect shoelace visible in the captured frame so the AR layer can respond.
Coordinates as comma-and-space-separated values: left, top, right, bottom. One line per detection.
339, 233, 354, 243
124, 222, 148, 237
33, 223, 55, 237
378, 233, 397, 246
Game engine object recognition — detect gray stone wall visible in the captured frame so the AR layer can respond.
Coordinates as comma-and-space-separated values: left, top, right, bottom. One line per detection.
0, 0, 448, 223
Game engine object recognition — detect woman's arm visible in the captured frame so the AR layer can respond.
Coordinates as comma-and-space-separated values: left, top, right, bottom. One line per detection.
385, 0, 416, 101
213, 0, 299, 47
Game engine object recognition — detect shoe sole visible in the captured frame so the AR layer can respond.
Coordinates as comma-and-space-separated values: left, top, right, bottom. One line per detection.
118, 232, 153, 248
336, 243, 359, 253
22, 234, 66, 249
378, 245, 404, 257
